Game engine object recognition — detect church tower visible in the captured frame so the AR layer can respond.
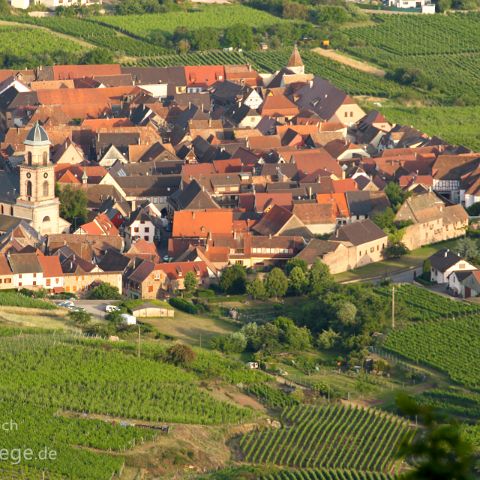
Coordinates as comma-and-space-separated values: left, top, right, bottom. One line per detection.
16, 122, 60, 235
287, 45, 305, 75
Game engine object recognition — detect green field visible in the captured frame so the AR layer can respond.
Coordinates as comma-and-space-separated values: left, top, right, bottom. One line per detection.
379, 104, 480, 151
100, 5, 287, 36
343, 13, 480, 104
384, 316, 480, 389
0, 25, 84, 59
259, 470, 394, 480
240, 404, 411, 471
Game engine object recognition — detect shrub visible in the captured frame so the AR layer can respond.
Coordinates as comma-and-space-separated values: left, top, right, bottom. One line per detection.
164, 343, 196, 366
169, 297, 198, 314
87, 283, 122, 300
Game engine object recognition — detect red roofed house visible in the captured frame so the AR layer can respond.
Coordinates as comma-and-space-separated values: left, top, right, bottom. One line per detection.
75, 213, 119, 236
37, 253, 64, 291
172, 209, 233, 238
52, 64, 122, 81
184, 66, 225, 92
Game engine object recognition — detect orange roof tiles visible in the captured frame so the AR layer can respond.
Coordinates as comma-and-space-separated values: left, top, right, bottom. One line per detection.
37, 255, 63, 278
81, 118, 133, 130
154, 261, 209, 280
184, 65, 225, 87
316, 193, 349, 217
172, 209, 233, 237
261, 94, 299, 117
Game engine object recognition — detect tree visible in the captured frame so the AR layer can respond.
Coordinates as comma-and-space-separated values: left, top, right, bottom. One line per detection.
211, 331, 247, 353
422, 258, 431, 281
265, 268, 288, 298
68, 309, 91, 326
0, 0, 9, 15
308, 259, 333, 294
317, 328, 340, 350
87, 283, 122, 300
384, 182, 409, 211
183, 271, 198, 295
285, 258, 308, 276
246, 278, 267, 300
81, 48, 114, 65
372, 207, 396, 233
224, 24, 254, 50
288, 266, 309, 295
397, 394, 476, 480
56, 184, 88, 225
274, 316, 311, 350
219, 265, 247, 294
455, 238, 480, 264
164, 343, 196, 366
337, 301, 358, 327
190, 28, 220, 50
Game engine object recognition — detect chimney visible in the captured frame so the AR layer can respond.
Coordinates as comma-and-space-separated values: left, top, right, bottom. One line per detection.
445, 249, 449, 257
308, 186, 312, 199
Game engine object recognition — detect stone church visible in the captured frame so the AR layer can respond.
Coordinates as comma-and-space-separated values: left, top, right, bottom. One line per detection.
0, 122, 68, 235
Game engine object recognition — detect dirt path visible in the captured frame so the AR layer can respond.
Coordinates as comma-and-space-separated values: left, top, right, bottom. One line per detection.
312, 47, 386, 77
0, 19, 95, 49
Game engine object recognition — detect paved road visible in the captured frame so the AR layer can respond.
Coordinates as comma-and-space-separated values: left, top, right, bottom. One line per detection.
53, 300, 115, 319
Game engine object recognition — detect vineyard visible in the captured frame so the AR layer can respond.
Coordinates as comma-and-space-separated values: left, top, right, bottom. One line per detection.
0, 334, 253, 425
259, 470, 394, 480
239, 404, 412, 471
99, 5, 287, 37
0, 291, 56, 310
417, 387, 480, 421
8, 16, 167, 57
343, 13, 480, 103
374, 283, 480, 322
379, 105, 480, 151
0, 26, 84, 58
384, 316, 480, 389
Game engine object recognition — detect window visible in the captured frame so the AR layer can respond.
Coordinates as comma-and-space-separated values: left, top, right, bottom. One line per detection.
370, 247, 374, 253
26, 180, 32, 198
19, 274, 22, 279
46, 279, 51, 286
43, 181, 49, 197
33, 281, 36, 286
148, 285, 153, 293
344, 112, 348, 118
144, 236, 149, 241
144, 227, 149, 233
18, 282, 22, 287
27, 152, 32, 165
134, 227, 139, 233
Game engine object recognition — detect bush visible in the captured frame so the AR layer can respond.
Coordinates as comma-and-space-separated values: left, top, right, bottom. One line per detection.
169, 297, 198, 314
164, 343, 196, 366
219, 265, 247, 294
197, 288, 215, 299
86, 283, 122, 300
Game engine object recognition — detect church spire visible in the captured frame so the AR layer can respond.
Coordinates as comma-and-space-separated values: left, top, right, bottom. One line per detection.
287, 44, 304, 70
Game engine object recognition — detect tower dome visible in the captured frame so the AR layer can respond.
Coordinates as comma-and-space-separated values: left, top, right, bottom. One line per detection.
24, 121, 51, 147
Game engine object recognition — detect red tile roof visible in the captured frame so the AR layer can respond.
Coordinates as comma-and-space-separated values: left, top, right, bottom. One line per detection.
316, 193, 349, 217
154, 261, 209, 280
172, 209, 233, 237
37, 254, 63, 278
184, 65, 225, 87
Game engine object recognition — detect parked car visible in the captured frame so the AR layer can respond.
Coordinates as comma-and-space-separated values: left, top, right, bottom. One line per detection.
105, 305, 120, 313
58, 300, 74, 308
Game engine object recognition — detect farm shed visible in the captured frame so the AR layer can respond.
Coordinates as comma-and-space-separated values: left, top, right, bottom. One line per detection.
132, 304, 174, 318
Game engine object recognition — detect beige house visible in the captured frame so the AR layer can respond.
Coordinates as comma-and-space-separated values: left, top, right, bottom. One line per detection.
395, 192, 468, 250
331, 219, 388, 270
63, 271, 122, 295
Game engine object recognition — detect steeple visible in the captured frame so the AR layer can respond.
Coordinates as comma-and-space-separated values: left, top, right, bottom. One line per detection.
24, 121, 51, 147
82, 168, 88, 185
287, 45, 304, 75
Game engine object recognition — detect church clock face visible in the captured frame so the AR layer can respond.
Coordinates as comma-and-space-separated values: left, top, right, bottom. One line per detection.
43, 173, 48, 179
26, 173, 31, 179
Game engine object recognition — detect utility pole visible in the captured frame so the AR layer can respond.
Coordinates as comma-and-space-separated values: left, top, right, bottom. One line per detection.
392, 285, 395, 330
137, 325, 141, 358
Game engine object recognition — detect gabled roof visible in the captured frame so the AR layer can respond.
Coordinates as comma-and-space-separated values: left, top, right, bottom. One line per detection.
172, 209, 233, 237
331, 219, 387, 246
169, 179, 219, 211
429, 249, 467, 273
8, 252, 42, 274
37, 254, 63, 278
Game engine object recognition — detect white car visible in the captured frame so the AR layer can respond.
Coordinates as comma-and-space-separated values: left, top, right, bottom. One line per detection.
105, 305, 120, 313
59, 300, 74, 308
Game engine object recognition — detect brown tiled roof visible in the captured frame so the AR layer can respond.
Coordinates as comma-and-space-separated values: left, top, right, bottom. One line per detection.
292, 203, 336, 225
332, 219, 387, 246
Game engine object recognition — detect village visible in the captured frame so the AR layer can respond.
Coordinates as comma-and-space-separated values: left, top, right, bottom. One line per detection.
0, 46, 477, 303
